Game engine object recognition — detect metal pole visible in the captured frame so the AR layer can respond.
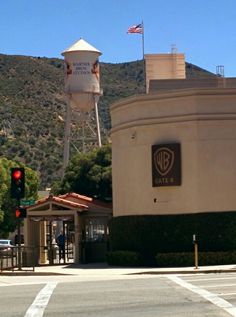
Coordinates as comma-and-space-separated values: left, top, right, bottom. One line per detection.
17, 220, 22, 270
62, 96, 72, 176
49, 221, 53, 265
193, 234, 198, 270
141, 21, 146, 94
17, 198, 22, 270
194, 242, 198, 270
94, 94, 102, 147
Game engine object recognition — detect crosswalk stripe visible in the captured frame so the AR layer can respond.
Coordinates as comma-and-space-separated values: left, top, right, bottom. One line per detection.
24, 282, 57, 317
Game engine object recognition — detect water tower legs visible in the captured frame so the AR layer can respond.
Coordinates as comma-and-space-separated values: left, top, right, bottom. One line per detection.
62, 98, 71, 176
62, 94, 102, 177
94, 94, 102, 148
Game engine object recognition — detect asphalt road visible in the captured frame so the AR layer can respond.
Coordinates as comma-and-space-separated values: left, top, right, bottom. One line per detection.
1, 273, 236, 316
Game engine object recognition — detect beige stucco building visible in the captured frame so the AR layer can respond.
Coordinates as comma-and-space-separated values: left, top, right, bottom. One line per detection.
145, 52, 186, 92
111, 53, 236, 218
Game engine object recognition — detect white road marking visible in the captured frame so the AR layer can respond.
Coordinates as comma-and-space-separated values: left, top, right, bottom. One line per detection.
205, 283, 236, 289
168, 276, 236, 317
216, 293, 236, 297
186, 277, 236, 283
24, 282, 57, 317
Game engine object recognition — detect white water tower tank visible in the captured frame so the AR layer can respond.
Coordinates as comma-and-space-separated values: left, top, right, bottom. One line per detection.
62, 38, 102, 111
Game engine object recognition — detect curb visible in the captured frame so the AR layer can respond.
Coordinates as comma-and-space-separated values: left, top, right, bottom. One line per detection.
0, 270, 72, 276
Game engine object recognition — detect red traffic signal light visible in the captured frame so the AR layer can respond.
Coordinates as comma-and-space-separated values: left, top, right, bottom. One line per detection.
15, 207, 27, 218
12, 169, 23, 180
10, 168, 25, 199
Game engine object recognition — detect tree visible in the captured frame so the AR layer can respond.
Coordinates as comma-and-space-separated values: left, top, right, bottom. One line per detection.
0, 157, 39, 237
54, 145, 112, 201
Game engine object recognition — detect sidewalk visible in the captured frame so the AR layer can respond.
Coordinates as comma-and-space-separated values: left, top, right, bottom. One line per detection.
1, 263, 236, 276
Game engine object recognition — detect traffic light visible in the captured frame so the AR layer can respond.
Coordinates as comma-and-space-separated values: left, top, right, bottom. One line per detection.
10, 168, 25, 199
15, 207, 27, 218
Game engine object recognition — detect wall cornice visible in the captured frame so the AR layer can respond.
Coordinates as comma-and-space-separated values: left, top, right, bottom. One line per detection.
110, 87, 236, 112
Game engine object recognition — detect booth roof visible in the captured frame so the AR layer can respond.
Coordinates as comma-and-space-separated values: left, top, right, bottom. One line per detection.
59, 193, 93, 202
59, 193, 112, 209
31, 194, 88, 210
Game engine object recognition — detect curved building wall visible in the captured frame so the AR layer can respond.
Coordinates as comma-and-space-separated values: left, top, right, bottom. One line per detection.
110, 88, 236, 217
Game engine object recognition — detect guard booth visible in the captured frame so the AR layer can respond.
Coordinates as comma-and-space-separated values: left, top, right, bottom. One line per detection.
24, 193, 112, 265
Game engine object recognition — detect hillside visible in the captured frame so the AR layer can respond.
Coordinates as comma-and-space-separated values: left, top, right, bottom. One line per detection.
0, 54, 215, 189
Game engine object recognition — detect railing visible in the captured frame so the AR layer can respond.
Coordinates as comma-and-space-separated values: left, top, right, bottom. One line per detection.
40, 243, 74, 265
0, 247, 16, 271
0, 246, 36, 272
0, 243, 75, 271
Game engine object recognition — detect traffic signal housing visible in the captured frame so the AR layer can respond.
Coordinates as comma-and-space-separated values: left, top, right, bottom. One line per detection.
15, 207, 27, 219
10, 168, 25, 199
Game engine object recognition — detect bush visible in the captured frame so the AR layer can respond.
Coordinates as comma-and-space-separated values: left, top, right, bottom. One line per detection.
156, 252, 194, 267
155, 251, 236, 267
107, 250, 142, 266
199, 251, 236, 266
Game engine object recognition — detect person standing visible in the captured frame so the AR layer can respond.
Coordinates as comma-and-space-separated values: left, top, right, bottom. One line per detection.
56, 232, 65, 262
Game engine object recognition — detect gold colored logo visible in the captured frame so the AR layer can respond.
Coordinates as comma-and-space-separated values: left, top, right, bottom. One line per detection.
154, 147, 175, 176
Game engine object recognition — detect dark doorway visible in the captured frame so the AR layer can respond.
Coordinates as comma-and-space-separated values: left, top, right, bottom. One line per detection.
46, 220, 75, 265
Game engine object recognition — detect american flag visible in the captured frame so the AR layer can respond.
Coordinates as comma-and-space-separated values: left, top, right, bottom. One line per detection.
127, 23, 143, 34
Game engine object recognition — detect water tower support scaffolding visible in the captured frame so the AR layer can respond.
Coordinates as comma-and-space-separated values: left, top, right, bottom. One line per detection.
62, 93, 102, 176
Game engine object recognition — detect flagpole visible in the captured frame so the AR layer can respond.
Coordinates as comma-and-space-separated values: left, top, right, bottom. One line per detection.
127, 21, 146, 93
141, 21, 146, 93
142, 21, 145, 60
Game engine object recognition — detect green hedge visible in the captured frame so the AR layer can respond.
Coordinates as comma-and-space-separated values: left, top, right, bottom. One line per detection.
107, 250, 142, 266
106, 250, 236, 267
156, 251, 236, 267
110, 212, 236, 265
156, 252, 194, 267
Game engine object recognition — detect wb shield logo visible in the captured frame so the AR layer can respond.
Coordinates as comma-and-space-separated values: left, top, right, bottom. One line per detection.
152, 143, 181, 187
154, 147, 174, 176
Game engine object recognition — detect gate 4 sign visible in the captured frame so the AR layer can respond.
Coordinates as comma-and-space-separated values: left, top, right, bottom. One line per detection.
154, 147, 174, 176
152, 143, 181, 187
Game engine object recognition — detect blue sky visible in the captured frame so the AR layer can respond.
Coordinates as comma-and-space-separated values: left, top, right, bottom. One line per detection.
1, 0, 236, 76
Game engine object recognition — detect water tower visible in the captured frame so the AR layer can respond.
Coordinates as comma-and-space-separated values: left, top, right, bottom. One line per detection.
61, 38, 102, 173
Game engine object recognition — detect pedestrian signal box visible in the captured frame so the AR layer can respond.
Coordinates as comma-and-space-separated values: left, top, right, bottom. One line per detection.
15, 207, 27, 218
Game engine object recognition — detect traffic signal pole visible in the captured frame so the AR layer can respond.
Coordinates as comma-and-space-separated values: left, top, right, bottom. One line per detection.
16, 198, 22, 270
17, 219, 22, 269
10, 168, 26, 271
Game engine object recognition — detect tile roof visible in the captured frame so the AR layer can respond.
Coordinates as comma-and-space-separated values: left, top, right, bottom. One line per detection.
29, 194, 88, 210
59, 192, 93, 202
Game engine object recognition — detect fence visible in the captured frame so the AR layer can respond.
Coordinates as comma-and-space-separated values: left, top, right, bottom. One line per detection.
0, 246, 36, 272
39, 242, 74, 265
